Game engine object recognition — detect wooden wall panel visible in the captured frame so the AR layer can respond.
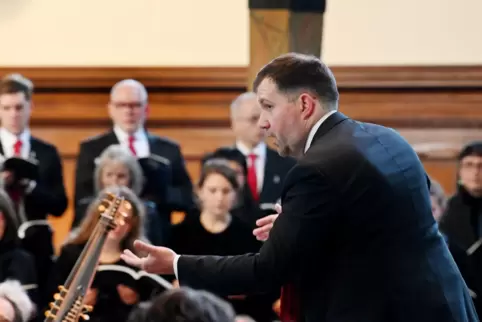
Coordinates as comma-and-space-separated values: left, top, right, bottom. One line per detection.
1, 65, 481, 251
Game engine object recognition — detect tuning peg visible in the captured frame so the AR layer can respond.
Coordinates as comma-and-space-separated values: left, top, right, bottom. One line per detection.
83, 304, 93, 312
53, 293, 62, 300
49, 302, 59, 309
80, 313, 90, 320
58, 285, 67, 292
44, 310, 53, 317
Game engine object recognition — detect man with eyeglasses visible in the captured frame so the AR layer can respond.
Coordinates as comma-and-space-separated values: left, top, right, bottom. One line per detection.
440, 141, 482, 250
73, 79, 195, 230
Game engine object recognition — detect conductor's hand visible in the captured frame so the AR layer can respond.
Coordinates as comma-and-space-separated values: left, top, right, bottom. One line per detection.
120, 240, 177, 275
253, 203, 281, 241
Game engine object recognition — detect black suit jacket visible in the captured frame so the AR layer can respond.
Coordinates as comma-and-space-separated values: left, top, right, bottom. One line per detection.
177, 112, 478, 322
258, 147, 295, 207
73, 130, 195, 227
236, 146, 295, 226
0, 136, 68, 220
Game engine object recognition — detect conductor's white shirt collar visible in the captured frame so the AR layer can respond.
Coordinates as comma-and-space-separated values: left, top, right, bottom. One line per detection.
304, 110, 337, 153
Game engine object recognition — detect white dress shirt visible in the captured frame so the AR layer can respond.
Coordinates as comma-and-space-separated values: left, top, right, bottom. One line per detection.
0, 128, 31, 159
173, 111, 338, 279
0, 128, 36, 193
304, 110, 337, 153
236, 141, 266, 193
113, 125, 150, 158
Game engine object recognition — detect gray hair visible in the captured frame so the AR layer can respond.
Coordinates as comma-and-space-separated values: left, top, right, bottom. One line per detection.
429, 178, 447, 211
0, 280, 35, 322
229, 92, 257, 119
94, 145, 144, 195
110, 79, 148, 102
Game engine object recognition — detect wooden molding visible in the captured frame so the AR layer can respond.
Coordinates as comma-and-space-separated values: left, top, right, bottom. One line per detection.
2, 65, 482, 90
0, 67, 247, 90
331, 66, 482, 89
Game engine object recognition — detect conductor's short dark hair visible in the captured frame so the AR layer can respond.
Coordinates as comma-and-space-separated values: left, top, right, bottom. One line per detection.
253, 52, 339, 106
144, 287, 236, 322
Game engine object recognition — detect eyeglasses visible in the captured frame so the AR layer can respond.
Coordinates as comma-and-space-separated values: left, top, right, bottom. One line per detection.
110, 101, 145, 109
460, 161, 482, 171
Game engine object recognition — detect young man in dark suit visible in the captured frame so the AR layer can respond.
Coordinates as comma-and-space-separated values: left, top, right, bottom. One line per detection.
73, 79, 195, 228
0, 74, 68, 304
121, 53, 478, 322
230, 92, 295, 218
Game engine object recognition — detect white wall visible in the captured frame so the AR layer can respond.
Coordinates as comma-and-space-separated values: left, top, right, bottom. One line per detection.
0, 0, 480, 66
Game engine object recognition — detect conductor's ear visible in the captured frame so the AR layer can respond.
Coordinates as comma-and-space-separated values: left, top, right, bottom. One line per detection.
299, 93, 315, 120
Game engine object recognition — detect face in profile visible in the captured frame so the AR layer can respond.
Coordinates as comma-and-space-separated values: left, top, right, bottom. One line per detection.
231, 96, 265, 147
256, 78, 306, 157
101, 161, 131, 189
108, 85, 146, 133
198, 173, 237, 217
459, 155, 482, 196
0, 92, 31, 135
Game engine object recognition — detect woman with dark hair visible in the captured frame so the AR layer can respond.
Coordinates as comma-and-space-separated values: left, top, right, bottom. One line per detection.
201, 147, 262, 228
169, 160, 271, 320
0, 188, 37, 311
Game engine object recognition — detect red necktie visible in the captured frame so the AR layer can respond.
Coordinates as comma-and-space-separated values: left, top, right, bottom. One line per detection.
247, 153, 258, 201
128, 135, 137, 156
13, 139, 22, 156
280, 283, 300, 322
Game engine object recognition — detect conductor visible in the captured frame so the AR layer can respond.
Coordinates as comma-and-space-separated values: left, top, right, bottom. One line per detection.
121, 53, 478, 322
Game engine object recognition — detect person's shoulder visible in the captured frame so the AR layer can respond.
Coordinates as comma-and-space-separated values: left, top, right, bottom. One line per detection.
147, 132, 181, 150
30, 136, 59, 154
79, 131, 113, 147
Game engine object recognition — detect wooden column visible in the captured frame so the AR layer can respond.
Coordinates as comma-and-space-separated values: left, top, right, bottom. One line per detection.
248, 0, 326, 89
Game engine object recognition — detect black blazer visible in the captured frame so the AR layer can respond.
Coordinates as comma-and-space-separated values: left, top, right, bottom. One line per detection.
0, 136, 68, 220
73, 130, 195, 227
176, 112, 478, 322
258, 147, 295, 208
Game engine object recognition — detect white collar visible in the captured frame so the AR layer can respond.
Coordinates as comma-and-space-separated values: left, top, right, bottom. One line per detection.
304, 110, 337, 153
0, 128, 30, 143
236, 141, 266, 159
113, 125, 146, 142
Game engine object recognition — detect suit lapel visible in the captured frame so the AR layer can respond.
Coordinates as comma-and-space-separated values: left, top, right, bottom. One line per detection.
146, 132, 159, 155
259, 148, 281, 201
105, 130, 120, 145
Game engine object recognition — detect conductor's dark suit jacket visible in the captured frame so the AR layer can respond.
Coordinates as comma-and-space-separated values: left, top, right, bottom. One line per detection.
177, 112, 478, 322
73, 130, 195, 228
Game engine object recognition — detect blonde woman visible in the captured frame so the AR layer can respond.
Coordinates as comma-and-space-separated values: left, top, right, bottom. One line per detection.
75, 144, 166, 246
46, 186, 148, 322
